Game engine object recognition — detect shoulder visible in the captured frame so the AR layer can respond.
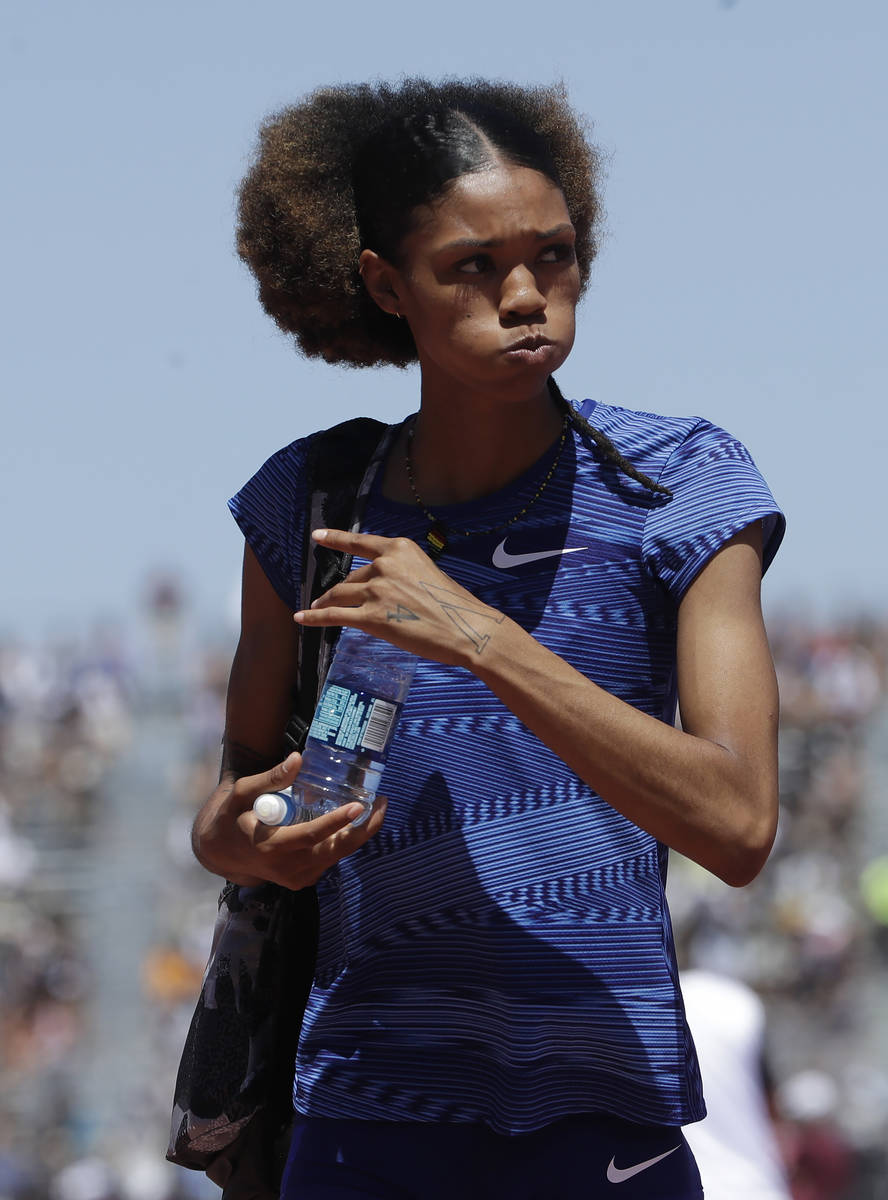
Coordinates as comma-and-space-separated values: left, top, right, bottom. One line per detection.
576, 397, 703, 448
573, 398, 744, 485
227, 416, 390, 612
233, 416, 390, 505
567, 397, 784, 600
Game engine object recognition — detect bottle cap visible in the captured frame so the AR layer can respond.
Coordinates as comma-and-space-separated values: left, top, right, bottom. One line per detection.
253, 792, 288, 825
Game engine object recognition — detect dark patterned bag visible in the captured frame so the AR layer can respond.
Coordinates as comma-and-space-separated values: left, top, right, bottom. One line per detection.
167, 418, 392, 1198
167, 883, 317, 1191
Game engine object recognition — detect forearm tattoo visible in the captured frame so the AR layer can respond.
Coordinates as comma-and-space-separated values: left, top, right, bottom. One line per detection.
418, 580, 505, 655
220, 738, 277, 782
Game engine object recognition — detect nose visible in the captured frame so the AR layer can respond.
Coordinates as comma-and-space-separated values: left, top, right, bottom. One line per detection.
499, 264, 546, 321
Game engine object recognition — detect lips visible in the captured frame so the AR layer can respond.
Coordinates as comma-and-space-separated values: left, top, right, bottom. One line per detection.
505, 335, 553, 352
502, 335, 559, 368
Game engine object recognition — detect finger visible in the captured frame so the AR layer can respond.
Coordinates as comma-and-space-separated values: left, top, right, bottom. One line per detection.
365, 793, 388, 831
341, 792, 388, 832
294, 605, 369, 627
343, 562, 375, 583
298, 796, 367, 844
249, 797, 367, 857
311, 795, 388, 867
266, 797, 388, 890
264, 751, 302, 787
312, 528, 393, 558
232, 752, 303, 807
309, 581, 371, 611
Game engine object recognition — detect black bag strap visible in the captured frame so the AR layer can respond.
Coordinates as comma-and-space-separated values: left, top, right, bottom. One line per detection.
282, 415, 394, 755
257, 416, 394, 1176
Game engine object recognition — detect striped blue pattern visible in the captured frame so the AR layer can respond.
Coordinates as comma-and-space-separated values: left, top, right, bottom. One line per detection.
229, 398, 784, 1135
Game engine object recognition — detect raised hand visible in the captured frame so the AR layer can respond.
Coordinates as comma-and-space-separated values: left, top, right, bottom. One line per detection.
293, 528, 509, 667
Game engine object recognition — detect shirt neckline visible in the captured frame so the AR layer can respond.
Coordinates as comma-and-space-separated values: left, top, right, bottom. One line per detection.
370, 412, 578, 524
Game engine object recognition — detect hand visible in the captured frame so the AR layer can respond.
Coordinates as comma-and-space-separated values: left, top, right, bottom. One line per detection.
294, 528, 508, 666
194, 752, 388, 890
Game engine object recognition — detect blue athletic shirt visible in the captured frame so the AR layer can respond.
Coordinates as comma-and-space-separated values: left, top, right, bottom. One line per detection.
229, 398, 785, 1136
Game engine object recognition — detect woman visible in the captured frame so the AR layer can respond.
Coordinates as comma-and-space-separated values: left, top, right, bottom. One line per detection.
192, 79, 784, 1198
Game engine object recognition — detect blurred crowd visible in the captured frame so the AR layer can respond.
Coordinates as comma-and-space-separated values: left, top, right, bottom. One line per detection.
670, 613, 888, 1197
1, 583, 886, 1199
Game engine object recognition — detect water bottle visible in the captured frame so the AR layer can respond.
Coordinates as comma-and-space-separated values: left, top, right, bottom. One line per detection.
253, 627, 416, 827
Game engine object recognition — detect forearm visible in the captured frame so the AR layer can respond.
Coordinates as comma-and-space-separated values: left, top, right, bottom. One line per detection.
194, 543, 389, 889
472, 617, 777, 886
297, 525, 778, 885
192, 575, 300, 882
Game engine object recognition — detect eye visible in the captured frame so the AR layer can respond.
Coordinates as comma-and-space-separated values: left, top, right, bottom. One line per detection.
538, 243, 576, 264
455, 254, 494, 274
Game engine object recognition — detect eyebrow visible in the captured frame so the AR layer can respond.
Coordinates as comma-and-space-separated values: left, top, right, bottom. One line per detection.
439, 224, 575, 252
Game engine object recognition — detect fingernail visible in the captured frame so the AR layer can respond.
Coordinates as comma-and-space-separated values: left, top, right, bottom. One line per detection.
345, 804, 364, 820
312, 529, 329, 542
293, 611, 305, 623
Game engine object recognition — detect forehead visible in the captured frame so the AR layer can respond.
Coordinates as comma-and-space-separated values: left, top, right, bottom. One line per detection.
407, 164, 572, 248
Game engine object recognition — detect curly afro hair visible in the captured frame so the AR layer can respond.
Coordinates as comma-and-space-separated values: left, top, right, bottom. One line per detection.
236, 78, 603, 368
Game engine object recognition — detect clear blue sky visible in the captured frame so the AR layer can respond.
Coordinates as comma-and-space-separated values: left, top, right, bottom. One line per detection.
2, 0, 886, 640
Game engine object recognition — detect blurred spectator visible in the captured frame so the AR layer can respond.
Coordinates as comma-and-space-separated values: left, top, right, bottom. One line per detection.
680, 969, 792, 1199
775, 1071, 854, 1200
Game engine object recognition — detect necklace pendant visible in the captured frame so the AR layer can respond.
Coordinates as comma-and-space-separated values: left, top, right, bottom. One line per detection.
426, 522, 448, 560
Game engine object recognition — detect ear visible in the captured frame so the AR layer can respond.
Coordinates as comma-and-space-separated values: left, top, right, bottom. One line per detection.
358, 249, 403, 318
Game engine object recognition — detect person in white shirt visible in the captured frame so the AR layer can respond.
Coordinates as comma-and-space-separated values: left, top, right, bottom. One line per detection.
680, 969, 792, 1199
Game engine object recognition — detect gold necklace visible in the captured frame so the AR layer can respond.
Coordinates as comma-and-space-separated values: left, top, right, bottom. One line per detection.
404, 414, 569, 560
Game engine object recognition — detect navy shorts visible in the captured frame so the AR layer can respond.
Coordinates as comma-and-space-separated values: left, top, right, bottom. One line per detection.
281, 1112, 704, 1199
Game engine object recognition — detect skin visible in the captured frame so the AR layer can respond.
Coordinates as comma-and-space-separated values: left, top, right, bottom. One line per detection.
362, 163, 580, 505
192, 162, 779, 890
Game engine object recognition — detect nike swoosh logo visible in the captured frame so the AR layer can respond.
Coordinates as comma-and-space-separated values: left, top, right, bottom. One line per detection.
606, 1146, 681, 1184
492, 538, 588, 569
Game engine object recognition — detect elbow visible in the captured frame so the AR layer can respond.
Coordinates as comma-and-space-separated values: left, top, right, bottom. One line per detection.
190, 812, 215, 873
719, 848, 770, 889
191, 796, 229, 877
716, 793, 779, 888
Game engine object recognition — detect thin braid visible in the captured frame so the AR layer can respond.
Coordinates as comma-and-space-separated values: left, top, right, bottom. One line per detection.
548, 379, 673, 498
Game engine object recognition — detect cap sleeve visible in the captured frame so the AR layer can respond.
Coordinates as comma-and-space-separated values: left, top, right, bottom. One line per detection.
227, 438, 310, 612
642, 420, 785, 605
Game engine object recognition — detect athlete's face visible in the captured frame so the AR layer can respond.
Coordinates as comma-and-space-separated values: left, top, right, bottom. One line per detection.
370, 165, 581, 403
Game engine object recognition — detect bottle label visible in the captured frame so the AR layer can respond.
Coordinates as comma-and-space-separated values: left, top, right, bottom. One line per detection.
308, 684, 399, 754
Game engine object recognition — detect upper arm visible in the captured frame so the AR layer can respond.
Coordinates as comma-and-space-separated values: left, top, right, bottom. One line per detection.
223, 542, 302, 771
676, 521, 779, 815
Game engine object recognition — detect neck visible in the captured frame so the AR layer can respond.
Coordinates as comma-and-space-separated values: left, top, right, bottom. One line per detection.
386, 380, 565, 507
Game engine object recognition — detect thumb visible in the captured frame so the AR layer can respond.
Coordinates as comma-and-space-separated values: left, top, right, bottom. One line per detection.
251, 751, 303, 797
